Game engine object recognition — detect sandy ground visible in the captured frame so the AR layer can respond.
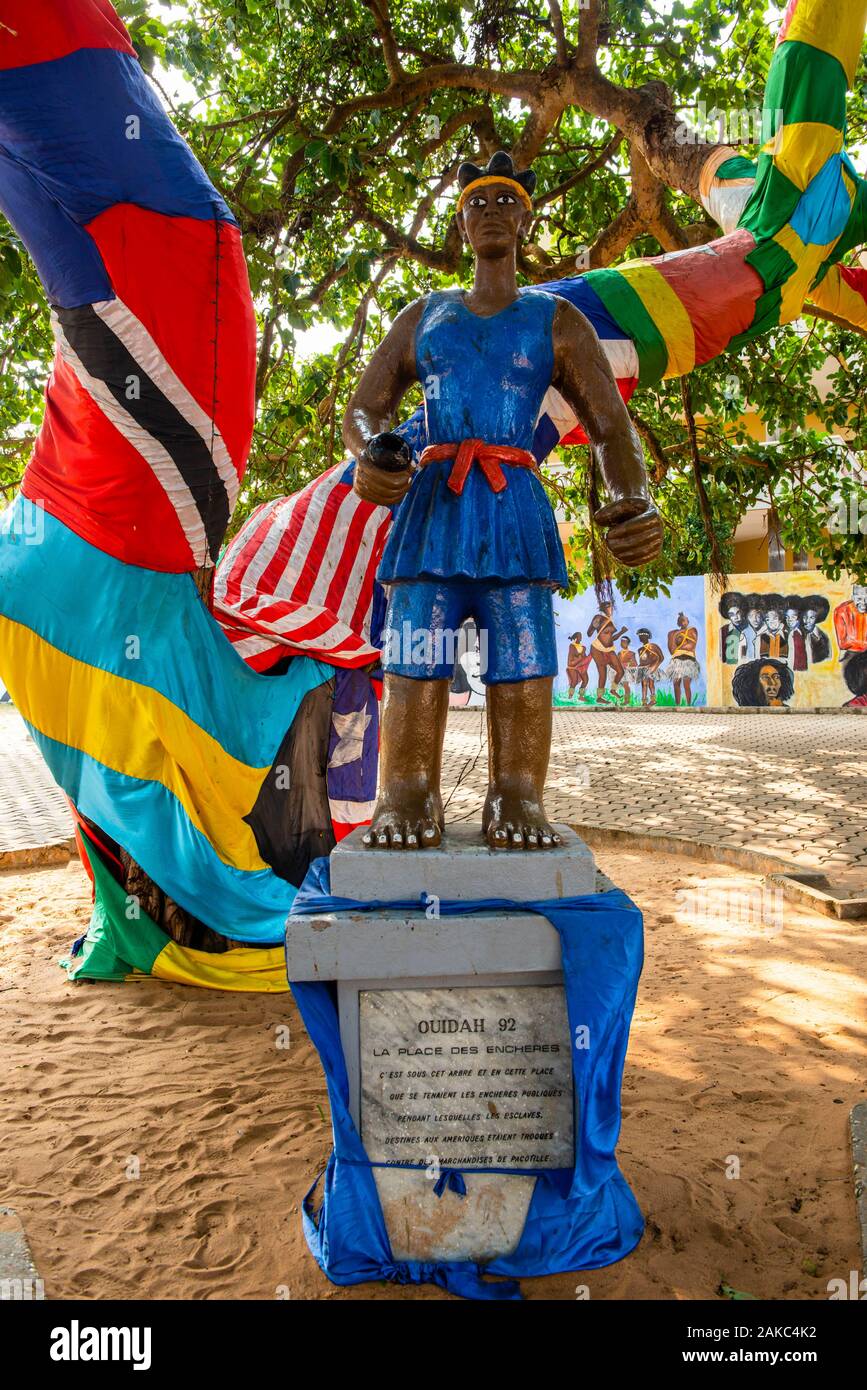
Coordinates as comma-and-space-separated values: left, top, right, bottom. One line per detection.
0, 846, 864, 1302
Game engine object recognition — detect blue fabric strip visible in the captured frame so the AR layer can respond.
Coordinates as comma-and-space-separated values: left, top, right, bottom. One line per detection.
28, 726, 299, 942
288, 857, 645, 1299
0, 498, 332, 767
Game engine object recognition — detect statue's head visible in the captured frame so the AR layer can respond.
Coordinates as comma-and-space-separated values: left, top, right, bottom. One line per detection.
455, 150, 535, 260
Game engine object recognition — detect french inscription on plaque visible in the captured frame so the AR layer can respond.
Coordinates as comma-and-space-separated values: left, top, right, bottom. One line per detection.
359, 985, 574, 1169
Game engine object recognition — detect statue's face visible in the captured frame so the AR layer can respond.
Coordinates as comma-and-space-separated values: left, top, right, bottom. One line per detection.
458, 181, 529, 259
759, 664, 782, 701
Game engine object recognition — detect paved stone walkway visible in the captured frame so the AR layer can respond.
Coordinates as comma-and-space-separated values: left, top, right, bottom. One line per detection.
0, 707, 74, 860
441, 708, 867, 875
1, 703, 865, 875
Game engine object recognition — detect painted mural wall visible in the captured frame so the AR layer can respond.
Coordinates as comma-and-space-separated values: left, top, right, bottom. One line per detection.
552, 576, 707, 707
705, 572, 867, 709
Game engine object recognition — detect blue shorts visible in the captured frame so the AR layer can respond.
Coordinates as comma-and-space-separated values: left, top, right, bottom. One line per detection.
382, 578, 557, 684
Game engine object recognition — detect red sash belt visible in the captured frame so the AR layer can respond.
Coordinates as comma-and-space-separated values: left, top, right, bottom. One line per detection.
418, 439, 538, 495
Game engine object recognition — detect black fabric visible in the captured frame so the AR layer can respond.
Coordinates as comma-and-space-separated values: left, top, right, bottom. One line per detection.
55, 303, 230, 561
243, 678, 337, 885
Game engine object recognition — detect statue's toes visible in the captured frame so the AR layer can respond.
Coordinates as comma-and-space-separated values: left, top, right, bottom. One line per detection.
509, 823, 525, 849
419, 820, 441, 849
487, 824, 509, 850
524, 826, 540, 849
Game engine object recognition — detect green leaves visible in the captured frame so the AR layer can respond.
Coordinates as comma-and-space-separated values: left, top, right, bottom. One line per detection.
1, 0, 865, 594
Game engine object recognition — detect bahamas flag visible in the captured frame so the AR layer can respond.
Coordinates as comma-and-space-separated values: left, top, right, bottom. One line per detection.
0, 496, 333, 944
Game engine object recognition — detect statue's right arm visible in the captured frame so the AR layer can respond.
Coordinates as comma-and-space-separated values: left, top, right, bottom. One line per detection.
343, 298, 427, 506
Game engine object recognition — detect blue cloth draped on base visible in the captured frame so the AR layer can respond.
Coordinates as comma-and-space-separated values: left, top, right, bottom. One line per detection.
288, 857, 645, 1300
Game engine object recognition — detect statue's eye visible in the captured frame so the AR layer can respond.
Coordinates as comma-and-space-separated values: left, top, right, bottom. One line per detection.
496, 192, 517, 204
468, 194, 486, 207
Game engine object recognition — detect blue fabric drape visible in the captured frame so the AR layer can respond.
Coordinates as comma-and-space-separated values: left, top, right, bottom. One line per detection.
289, 857, 645, 1300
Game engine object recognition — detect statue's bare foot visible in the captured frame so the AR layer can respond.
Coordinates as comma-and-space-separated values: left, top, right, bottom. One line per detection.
362, 791, 444, 850
482, 787, 562, 851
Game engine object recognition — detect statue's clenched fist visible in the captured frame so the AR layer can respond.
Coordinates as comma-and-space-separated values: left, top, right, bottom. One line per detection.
353, 432, 413, 507
594, 496, 664, 568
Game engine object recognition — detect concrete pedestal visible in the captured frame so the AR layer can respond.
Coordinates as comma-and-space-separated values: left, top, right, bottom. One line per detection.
286, 824, 596, 1263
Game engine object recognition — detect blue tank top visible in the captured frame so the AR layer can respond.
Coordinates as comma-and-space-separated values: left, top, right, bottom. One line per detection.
378, 288, 568, 588
416, 288, 556, 449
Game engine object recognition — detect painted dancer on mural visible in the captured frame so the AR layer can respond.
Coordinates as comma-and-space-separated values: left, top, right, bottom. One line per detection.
588, 602, 628, 703
616, 635, 638, 705
565, 631, 592, 700
635, 628, 665, 707
664, 612, 702, 706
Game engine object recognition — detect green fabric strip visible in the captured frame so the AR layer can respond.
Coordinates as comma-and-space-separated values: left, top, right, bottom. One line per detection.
64, 839, 168, 982
738, 159, 803, 243
716, 156, 758, 182
583, 266, 669, 386
765, 41, 847, 133
824, 175, 867, 264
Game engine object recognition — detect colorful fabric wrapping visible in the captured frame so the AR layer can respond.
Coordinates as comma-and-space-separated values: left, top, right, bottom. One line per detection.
0, 0, 256, 572
0, 495, 333, 943
288, 857, 645, 1300
67, 829, 290, 991
543, 0, 867, 445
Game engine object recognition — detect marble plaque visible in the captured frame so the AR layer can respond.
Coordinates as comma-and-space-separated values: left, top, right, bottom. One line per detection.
359, 985, 574, 1169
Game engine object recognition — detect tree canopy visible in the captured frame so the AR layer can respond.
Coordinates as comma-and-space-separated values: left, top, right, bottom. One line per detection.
2, 0, 866, 589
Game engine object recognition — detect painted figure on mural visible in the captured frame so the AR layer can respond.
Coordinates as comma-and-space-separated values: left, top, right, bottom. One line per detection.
719, 592, 747, 665
739, 596, 765, 663
345, 151, 663, 849
732, 657, 794, 708
665, 611, 701, 705
843, 651, 867, 708
635, 627, 665, 707
566, 631, 592, 700
758, 596, 789, 661
834, 582, 867, 662
784, 601, 807, 672
588, 601, 628, 703
617, 635, 638, 704
802, 597, 832, 664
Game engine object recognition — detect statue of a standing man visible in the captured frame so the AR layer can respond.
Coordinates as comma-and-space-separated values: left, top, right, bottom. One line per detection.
344, 152, 663, 851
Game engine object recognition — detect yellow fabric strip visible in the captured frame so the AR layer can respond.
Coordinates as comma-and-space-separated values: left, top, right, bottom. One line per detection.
0, 614, 270, 872
780, 0, 867, 86
773, 223, 840, 323
154, 940, 290, 991
808, 263, 867, 332
617, 263, 696, 378
762, 121, 844, 193
456, 176, 533, 212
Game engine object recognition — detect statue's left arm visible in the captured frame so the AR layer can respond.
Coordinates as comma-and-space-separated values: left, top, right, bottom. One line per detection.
551, 299, 663, 568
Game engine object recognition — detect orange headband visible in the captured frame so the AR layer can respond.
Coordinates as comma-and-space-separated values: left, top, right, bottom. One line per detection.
456, 175, 533, 213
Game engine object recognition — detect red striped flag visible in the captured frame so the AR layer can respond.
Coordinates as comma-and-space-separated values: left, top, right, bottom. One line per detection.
214, 460, 393, 668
